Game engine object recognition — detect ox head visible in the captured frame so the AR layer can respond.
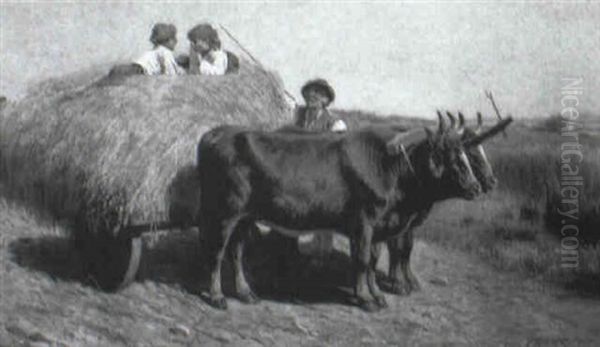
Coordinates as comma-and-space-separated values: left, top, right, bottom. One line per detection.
424, 112, 482, 200
387, 110, 511, 200
387, 113, 482, 200
442, 111, 512, 193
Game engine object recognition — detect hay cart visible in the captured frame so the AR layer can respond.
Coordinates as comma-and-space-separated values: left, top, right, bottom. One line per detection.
0, 58, 291, 292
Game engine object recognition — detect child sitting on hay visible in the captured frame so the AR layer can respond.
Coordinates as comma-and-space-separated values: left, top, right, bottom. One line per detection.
104, 23, 238, 82
185, 23, 239, 75
104, 23, 185, 80
134, 23, 185, 76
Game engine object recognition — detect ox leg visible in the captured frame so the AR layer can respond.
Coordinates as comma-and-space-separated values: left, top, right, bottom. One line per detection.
387, 233, 411, 295
228, 219, 260, 304
368, 242, 387, 308
273, 235, 301, 301
350, 220, 379, 312
204, 215, 241, 310
401, 228, 421, 292
387, 228, 420, 295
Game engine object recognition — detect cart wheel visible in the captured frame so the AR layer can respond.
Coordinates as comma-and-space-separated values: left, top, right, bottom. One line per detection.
85, 232, 143, 291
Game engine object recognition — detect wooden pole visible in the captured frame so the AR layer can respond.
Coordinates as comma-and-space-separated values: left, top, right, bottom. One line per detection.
219, 24, 297, 104
485, 90, 508, 138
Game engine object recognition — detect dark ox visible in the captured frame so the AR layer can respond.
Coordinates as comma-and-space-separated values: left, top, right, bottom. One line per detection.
197, 119, 487, 311
267, 111, 511, 298
381, 111, 512, 295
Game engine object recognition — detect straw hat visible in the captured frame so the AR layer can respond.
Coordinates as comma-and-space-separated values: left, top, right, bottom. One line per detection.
301, 78, 335, 105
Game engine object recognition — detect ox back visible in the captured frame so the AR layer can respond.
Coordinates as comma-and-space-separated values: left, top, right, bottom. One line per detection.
198, 125, 406, 234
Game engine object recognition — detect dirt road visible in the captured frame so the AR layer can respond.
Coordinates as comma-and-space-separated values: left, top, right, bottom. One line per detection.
1, 199, 599, 346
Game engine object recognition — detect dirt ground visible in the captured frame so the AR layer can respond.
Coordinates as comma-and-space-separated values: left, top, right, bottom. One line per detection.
1, 198, 599, 347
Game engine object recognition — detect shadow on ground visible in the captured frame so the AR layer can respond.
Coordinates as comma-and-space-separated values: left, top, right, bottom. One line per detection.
136, 228, 356, 306
9, 235, 86, 283
4, 163, 360, 306
8, 227, 359, 306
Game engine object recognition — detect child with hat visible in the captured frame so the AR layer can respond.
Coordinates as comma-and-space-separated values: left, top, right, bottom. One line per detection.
295, 78, 347, 132
134, 23, 184, 76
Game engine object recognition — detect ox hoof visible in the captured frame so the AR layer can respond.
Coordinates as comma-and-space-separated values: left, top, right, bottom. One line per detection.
387, 280, 411, 296
390, 282, 411, 295
356, 298, 381, 313
208, 296, 228, 310
238, 291, 260, 304
374, 295, 388, 309
409, 277, 422, 292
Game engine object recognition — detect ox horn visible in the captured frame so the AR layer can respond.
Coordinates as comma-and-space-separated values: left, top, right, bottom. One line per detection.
446, 111, 457, 129
458, 112, 466, 129
476, 112, 483, 132
464, 117, 513, 147
436, 110, 446, 134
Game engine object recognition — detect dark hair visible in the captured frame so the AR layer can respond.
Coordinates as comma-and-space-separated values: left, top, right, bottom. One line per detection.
150, 23, 177, 46
187, 24, 221, 50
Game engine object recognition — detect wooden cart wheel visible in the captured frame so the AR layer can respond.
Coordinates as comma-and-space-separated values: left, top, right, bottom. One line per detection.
85, 231, 143, 291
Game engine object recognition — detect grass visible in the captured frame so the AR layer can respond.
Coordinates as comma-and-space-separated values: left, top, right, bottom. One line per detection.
415, 114, 600, 293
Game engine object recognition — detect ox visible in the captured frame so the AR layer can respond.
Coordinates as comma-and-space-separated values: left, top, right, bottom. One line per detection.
260, 111, 511, 299
197, 119, 486, 311
381, 112, 512, 295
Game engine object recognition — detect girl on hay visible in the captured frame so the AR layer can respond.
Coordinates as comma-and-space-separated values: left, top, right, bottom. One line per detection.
186, 23, 239, 75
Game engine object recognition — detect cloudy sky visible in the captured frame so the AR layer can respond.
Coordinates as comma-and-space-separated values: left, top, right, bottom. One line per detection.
1, 1, 598, 118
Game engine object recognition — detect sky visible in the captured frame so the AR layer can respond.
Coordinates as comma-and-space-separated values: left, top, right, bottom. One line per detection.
1, 1, 598, 119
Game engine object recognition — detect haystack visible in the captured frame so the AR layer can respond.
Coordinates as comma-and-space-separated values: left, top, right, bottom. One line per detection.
0, 60, 292, 241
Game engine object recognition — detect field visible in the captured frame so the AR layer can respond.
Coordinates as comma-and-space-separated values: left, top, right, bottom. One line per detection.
418, 114, 600, 293
444, 113, 597, 288
1, 73, 600, 345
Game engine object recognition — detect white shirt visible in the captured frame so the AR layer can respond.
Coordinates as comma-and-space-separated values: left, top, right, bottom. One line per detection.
135, 45, 184, 76
198, 50, 228, 76
331, 119, 348, 132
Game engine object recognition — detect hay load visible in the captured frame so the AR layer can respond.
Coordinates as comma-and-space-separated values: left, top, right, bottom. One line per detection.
0, 60, 291, 288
